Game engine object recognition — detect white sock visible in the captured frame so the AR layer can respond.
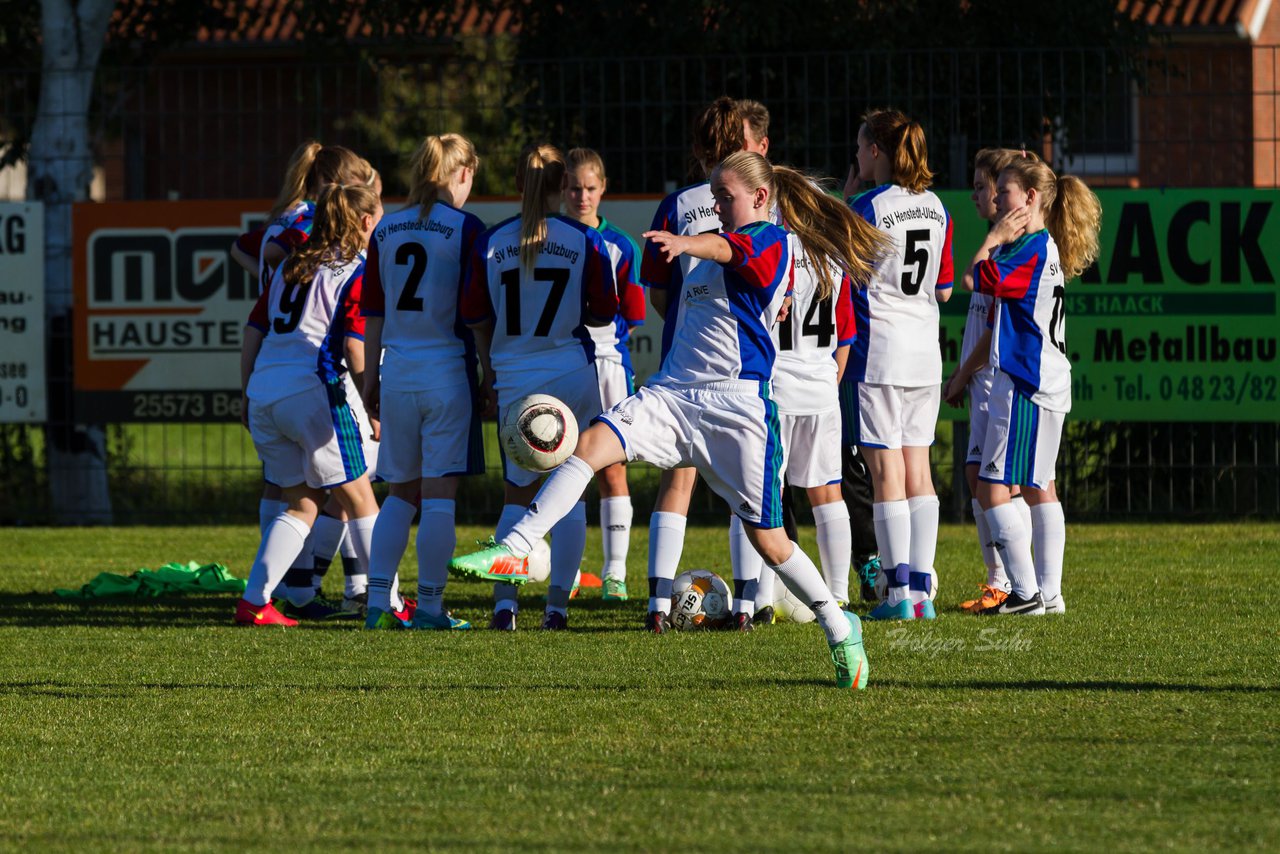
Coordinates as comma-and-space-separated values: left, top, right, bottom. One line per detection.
244, 513, 311, 606
545, 501, 587, 616
813, 501, 852, 604
599, 496, 633, 582
416, 499, 456, 618
259, 498, 287, 537
368, 495, 415, 613
756, 564, 777, 612
1030, 501, 1066, 602
310, 513, 346, 575
872, 500, 911, 605
493, 504, 527, 613
907, 495, 939, 605
1013, 494, 1033, 538
973, 498, 1009, 592
729, 514, 762, 615
647, 510, 686, 614
504, 456, 594, 556
768, 542, 849, 645
985, 503, 1037, 599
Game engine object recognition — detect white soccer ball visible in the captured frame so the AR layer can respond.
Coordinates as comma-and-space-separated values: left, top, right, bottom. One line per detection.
669, 569, 731, 630
500, 394, 579, 472
773, 586, 815, 624
525, 538, 551, 584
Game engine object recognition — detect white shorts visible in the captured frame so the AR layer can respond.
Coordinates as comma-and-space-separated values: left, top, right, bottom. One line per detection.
249, 382, 367, 489
856, 382, 940, 449
596, 381, 785, 529
595, 359, 634, 410
979, 371, 1065, 490
376, 382, 484, 483
345, 374, 380, 479
779, 409, 841, 488
965, 370, 996, 466
498, 362, 603, 487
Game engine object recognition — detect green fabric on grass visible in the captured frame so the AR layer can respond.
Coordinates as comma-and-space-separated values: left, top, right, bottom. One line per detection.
55, 561, 245, 600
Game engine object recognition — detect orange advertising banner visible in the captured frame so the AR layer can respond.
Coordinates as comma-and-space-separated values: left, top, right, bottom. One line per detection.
73, 200, 270, 420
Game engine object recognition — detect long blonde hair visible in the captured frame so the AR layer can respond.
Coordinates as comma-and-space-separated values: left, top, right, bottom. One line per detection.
269, 142, 373, 220
515, 143, 565, 272
406, 133, 479, 215
715, 151, 891, 300
863, 109, 934, 194
999, 157, 1102, 280
282, 183, 380, 287
973, 147, 1025, 186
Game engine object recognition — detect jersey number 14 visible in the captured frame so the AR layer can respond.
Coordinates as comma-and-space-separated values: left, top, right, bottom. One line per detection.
777, 296, 835, 350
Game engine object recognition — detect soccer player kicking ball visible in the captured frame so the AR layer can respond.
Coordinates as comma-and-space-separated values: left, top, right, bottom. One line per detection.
453, 152, 887, 688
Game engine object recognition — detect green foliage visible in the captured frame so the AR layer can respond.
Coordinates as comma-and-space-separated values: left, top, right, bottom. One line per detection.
0, 522, 1277, 848
340, 36, 535, 197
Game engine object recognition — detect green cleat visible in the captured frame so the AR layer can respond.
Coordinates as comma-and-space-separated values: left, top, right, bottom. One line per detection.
602, 577, 629, 601
447, 538, 530, 584
830, 611, 870, 690
364, 606, 409, 630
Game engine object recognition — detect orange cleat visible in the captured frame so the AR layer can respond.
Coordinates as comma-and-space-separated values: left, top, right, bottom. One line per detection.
960, 585, 1009, 613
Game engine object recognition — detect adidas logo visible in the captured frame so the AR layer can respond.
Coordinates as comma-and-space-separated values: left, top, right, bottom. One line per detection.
606, 524, 627, 531
739, 501, 753, 514
970, 445, 981, 455
984, 461, 999, 474
528, 502, 539, 514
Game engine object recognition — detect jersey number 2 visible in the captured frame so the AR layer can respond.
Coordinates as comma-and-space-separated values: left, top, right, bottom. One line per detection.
394, 243, 428, 312
500, 267, 570, 336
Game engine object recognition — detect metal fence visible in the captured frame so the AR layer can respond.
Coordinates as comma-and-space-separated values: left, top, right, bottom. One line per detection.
3, 43, 1278, 524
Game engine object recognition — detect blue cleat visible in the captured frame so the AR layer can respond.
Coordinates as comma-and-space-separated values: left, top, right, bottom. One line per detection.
411, 610, 471, 630
364, 606, 410, 630
866, 598, 914, 621
914, 600, 937, 620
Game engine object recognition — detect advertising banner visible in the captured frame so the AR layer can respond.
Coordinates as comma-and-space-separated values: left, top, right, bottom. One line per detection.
0, 202, 46, 423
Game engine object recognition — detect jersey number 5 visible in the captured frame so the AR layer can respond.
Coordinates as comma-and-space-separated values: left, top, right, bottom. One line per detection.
900, 229, 931, 296
500, 267, 570, 336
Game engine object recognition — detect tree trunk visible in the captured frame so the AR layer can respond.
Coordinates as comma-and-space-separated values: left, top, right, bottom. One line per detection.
28, 0, 116, 524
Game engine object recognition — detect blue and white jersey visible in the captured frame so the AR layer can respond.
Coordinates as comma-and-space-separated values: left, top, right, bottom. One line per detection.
648, 221, 791, 390
462, 214, 618, 394
976, 229, 1071, 412
848, 183, 954, 387
362, 201, 485, 392
587, 217, 646, 372
246, 251, 366, 406
641, 182, 721, 361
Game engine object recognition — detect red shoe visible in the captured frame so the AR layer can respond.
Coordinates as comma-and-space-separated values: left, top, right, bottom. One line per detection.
234, 598, 298, 626
393, 597, 417, 623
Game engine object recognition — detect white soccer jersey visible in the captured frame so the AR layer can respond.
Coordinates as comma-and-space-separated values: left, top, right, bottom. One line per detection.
258, 200, 312, 282
961, 291, 997, 392
362, 201, 485, 392
641, 182, 722, 360
848, 184, 955, 387
648, 222, 791, 390
462, 214, 618, 393
975, 229, 1072, 412
771, 235, 857, 415
246, 252, 366, 405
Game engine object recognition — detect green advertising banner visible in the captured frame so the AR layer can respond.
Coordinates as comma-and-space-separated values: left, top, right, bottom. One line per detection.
936, 188, 1278, 422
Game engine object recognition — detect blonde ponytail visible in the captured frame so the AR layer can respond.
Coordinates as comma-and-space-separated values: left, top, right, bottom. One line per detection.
715, 152, 891, 301
515, 143, 565, 273
283, 183, 380, 288
1047, 175, 1102, 281
407, 133, 480, 216
270, 140, 322, 220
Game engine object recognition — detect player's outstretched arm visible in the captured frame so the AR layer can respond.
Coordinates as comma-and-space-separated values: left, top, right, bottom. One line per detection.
642, 231, 733, 265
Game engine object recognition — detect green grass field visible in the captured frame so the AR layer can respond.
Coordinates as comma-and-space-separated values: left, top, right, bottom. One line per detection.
1, 523, 1277, 850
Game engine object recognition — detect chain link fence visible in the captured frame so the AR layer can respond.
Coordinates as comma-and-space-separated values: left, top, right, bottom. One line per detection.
2, 43, 1277, 524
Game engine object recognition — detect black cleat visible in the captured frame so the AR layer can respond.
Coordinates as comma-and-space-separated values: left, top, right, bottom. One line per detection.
541, 611, 568, 631
732, 612, 754, 633
978, 590, 1046, 616
488, 608, 517, 631
645, 611, 671, 634
856, 554, 882, 603
754, 605, 775, 626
